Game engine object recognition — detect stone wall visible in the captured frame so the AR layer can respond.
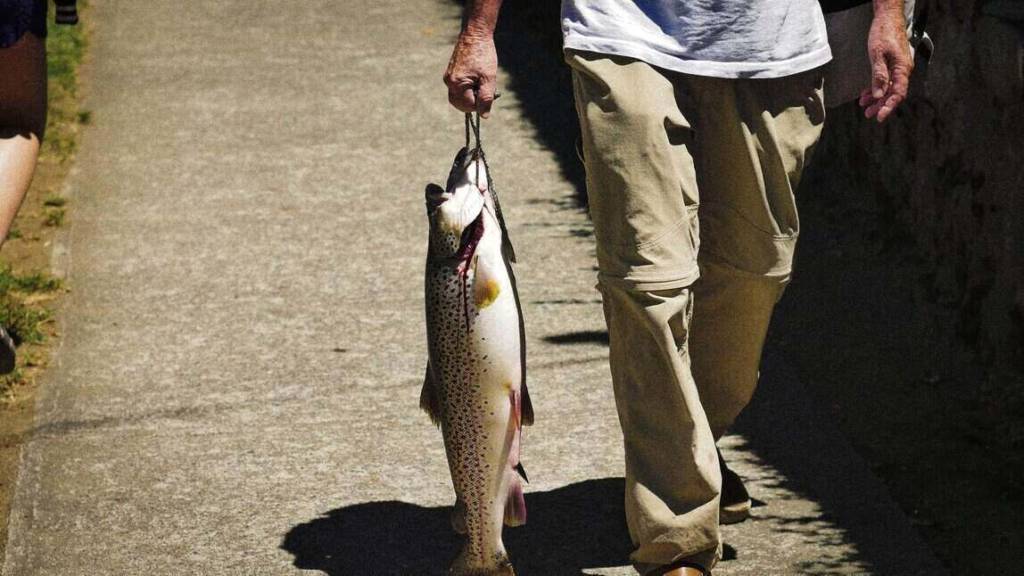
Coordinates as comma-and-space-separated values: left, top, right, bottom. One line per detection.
824, 0, 1024, 386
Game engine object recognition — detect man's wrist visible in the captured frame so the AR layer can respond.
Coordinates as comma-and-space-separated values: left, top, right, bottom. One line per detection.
872, 0, 905, 18
462, 0, 503, 37
461, 23, 495, 41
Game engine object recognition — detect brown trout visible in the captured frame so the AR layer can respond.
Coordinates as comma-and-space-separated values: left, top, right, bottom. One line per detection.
422, 146, 532, 576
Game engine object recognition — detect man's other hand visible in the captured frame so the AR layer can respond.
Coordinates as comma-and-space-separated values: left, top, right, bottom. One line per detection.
859, 5, 913, 123
444, 32, 498, 118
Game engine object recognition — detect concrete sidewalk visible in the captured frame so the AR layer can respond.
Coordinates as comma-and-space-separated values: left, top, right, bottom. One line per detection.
4, 1, 946, 574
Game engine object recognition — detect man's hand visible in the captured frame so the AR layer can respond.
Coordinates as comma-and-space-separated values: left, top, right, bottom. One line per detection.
444, 31, 498, 118
444, 0, 503, 118
859, 2, 914, 123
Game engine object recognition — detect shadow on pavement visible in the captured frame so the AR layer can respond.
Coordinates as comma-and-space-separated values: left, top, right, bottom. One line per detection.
281, 477, 748, 575
543, 330, 609, 346
281, 478, 632, 576
537, 328, 914, 573
728, 355, 902, 575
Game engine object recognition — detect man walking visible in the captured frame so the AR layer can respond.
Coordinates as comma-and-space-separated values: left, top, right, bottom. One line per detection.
444, 1, 912, 574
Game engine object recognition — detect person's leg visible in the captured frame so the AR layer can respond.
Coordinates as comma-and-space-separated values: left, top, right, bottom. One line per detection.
0, 32, 48, 243
687, 70, 826, 472
567, 50, 721, 575
0, 31, 48, 374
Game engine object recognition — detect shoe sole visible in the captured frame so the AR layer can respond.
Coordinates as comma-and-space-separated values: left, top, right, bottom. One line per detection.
719, 499, 751, 525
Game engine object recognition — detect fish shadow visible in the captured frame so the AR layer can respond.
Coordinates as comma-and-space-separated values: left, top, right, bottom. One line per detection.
281, 478, 633, 575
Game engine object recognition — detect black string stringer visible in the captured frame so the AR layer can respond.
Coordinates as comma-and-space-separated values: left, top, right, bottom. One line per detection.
464, 105, 516, 263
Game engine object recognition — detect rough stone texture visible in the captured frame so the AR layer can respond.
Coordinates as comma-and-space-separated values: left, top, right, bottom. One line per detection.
824, 1, 1024, 398
4, 1, 946, 575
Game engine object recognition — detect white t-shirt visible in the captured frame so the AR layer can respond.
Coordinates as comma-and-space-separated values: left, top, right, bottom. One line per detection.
562, 0, 832, 79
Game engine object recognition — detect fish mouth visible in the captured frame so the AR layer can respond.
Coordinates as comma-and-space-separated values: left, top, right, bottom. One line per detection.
446, 146, 487, 194
427, 148, 485, 215
445, 147, 473, 191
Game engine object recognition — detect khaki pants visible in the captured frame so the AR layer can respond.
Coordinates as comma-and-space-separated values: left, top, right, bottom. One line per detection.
567, 50, 825, 574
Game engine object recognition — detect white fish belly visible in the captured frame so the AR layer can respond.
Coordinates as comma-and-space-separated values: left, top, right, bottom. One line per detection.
425, 233, 522, 570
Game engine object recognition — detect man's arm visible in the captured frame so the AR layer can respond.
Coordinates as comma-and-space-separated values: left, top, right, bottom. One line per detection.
859, 0, 914, 123
444, 0, 503, 118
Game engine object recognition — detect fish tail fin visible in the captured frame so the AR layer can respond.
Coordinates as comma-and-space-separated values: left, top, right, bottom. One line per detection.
503, 473, 527, 527
450, 546, 515, 576
420, 363, 441, 426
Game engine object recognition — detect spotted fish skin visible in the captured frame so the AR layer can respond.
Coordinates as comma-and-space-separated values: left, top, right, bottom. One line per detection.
422, 148, 532, 576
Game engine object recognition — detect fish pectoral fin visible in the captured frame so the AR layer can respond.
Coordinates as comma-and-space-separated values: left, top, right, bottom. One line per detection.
419, 363, 442, 427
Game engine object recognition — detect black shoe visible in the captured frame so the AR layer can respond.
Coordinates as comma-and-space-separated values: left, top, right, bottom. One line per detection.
0, 326, 16, 375
719, 448, 751, 525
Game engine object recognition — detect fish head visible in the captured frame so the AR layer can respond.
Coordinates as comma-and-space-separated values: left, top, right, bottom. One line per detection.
425, 148, 489, 258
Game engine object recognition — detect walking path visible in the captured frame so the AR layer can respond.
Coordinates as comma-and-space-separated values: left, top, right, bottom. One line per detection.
4, 1, 946, 574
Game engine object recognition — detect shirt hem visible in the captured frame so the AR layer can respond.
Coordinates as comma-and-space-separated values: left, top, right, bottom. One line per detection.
563, 34, 833, 79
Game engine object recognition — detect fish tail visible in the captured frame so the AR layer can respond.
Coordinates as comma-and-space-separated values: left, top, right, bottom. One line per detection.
449, 546, 515, 576
503, 473, 527, 527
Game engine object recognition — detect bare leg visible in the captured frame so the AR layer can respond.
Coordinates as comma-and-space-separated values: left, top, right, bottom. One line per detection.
0, 33, 47, 245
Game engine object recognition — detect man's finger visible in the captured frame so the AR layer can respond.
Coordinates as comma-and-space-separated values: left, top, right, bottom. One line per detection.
889, 64, 911, 101
864, 100, 882, 119
871, 51, 890, 100
875, 91, 904, 123
447, 82, 477, 114
858, 88, 875, 108
458, 86, 477, 113
476, 80, 496, 118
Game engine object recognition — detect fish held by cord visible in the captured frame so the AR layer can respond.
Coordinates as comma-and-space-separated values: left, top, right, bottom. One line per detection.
422, 146, 532, 576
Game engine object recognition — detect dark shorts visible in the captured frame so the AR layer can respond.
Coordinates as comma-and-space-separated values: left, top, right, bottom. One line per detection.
0, 0, 47, 49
